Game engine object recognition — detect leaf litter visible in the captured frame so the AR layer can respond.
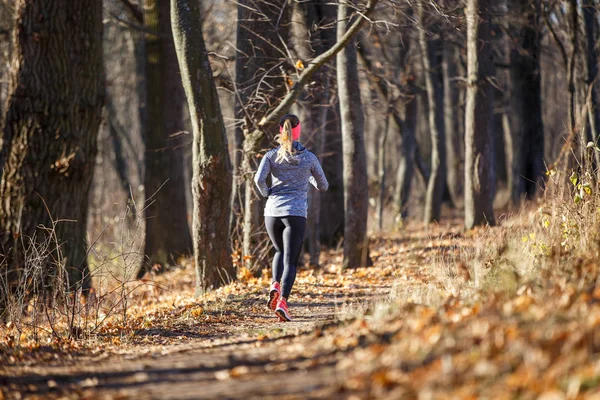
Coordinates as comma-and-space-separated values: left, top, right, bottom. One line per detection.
1, 215, 600, 399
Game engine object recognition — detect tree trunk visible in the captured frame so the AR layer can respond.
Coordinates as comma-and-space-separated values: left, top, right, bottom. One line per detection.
294, 0, 337, 265
376, 113, 390, 231
171, 0, 234, 292
232, 0, 375, 254
107, 98, 138, 218
464, 0, 495, 229
582, 0, 600, 178
319, 106, 345, 245
417, 0, 446, 223
394, 94, 418, 219
0, 0, 104, 298
442, 44, 463, 207
506, 0, 544, 203
234, 0, 289, 271
337, 2, 369, 269
305, 78, 330, 265
355, 32, 421, 220
567, 0, 578, 167
138, 0, 192, 278
241, 138, 261, 270
229, 122, 243, 237
0, 4, 12, 121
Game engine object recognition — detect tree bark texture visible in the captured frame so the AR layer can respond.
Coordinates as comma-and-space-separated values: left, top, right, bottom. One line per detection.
0, 0, 104, 298
464, 0, 496, 229
337, 2, 369, 269
506, 0, 544, 203
0, 4, 12, 121
171, 0, 234, 291
139, 0, 193, 278
417, 0, 446, 223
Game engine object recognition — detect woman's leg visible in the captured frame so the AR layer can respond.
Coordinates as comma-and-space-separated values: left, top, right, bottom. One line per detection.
265, 217, 285, 283
280, 216, 307, 299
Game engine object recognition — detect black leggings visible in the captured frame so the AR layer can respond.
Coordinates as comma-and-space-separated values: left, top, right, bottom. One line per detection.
265, 216, 306, 299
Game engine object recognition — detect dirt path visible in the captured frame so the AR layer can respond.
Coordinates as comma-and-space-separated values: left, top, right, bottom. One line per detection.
4, 221, 599, 398
0, 257, 401, 399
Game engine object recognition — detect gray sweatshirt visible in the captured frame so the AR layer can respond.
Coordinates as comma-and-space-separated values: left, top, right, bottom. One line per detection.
254, 141, 329, 218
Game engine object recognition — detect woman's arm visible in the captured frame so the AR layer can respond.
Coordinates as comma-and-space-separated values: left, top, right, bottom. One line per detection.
310, 154, 329, 191
254, 153, 271, 197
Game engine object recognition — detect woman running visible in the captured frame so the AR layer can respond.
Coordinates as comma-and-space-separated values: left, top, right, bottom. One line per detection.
254, 114, 329, 321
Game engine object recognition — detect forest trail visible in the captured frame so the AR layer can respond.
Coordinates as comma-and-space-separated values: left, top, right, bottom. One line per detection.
2, 224, 432, 399
1, 288, 382, 399
5, 217, 600, 399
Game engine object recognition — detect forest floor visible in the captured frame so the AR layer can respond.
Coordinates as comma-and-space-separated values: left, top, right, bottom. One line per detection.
2, 212, 600, 399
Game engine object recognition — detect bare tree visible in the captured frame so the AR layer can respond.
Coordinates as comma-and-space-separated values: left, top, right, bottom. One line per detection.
394, 91, 418, 219
582, 0, 600, 176
138, 0, 193, 278
171, 0, 234, 291
567, 0, 578, 148
292, 0, 338, 265
417, 0, 446, 223
234, 0, 290, 271
0, 0, 104, 301
464, 0, 495, 229
230, 0, 376, 272
337, 0, 369, 268
505, 0, 545, 203
318, 103, 345, 246
357, 27, 424, 221
442, 42, 463, 207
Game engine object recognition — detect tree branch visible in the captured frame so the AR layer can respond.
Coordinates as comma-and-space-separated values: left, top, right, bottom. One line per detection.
543, 4, 568, 70
357, 41, 431, 184
104, 6, 165, 38
255, 0, 378, 130
118, 0, 143, 24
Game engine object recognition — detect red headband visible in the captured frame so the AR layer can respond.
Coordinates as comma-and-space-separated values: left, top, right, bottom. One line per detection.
280, 122, 301, 141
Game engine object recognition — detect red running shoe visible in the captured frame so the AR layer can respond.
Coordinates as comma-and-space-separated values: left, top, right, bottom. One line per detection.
275, 298, 292, 322
268, 281, 280, 311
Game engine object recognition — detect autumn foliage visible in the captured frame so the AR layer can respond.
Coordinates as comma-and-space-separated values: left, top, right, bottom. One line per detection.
2, 170, 600, 398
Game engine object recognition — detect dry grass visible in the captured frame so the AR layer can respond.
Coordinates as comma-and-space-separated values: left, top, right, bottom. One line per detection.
3, 165, 600, 398
332, 168, 600, 398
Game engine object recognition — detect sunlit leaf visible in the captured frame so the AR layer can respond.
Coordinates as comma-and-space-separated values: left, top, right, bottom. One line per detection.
191, 307, 203, 318
570, 172, 578, 187
229, 365, 250, 378
585, 142, 600, 151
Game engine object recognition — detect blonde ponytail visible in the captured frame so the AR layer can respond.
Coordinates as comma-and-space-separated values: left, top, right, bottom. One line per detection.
275, 119, 295, 163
